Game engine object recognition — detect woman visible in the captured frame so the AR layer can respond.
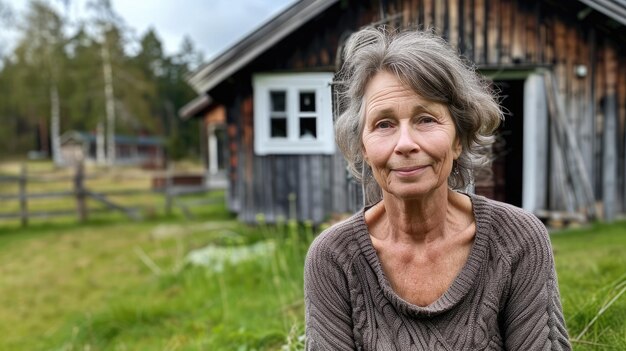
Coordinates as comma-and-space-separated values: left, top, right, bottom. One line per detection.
304, 27, 571, 350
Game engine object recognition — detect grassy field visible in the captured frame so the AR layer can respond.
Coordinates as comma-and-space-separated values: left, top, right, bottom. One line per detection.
0, 161, 624, 350
551, 222, 626, 350
0, 196, 311, 350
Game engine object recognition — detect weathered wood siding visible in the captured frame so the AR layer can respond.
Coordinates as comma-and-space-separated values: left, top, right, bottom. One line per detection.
221, 79, 357, 223
213, 0, 625, 222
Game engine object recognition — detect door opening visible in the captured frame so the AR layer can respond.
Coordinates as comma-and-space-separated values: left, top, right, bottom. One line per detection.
475, 79, 524, 207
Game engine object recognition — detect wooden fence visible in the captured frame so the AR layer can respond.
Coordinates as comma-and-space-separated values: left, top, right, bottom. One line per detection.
0, 163, 215, 227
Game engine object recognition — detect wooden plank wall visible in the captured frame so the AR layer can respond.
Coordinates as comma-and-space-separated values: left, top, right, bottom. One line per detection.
222, 0, 625, 223
225, 100, 241, 213
227, 75, 346, 223
232, 152, 340, 224
372, 0, 593, 67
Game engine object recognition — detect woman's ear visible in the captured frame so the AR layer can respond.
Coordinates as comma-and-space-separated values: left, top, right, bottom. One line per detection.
362, 144, 369, 164
453, 138, 462, 159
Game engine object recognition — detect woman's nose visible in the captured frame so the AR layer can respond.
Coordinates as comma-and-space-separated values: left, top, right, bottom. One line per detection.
394, 124, 419, 155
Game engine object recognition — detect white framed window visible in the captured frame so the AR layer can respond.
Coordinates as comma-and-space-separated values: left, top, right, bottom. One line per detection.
253, 72, 335, 155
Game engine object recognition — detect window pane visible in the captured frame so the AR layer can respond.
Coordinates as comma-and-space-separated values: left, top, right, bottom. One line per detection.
299, 117, 317, 139
271, 118, 287, 138
270, 91, 286, 112
299, 92, 316, 112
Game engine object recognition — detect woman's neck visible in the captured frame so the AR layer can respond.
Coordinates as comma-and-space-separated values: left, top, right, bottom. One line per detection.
367, 187, 470, 246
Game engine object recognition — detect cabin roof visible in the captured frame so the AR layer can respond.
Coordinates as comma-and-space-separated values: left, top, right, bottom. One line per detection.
178, 94, 212, 120
186, 0, 339, 94
578, 0, 626, 26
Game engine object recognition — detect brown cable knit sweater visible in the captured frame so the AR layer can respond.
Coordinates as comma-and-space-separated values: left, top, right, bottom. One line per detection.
304, 194, 571, 350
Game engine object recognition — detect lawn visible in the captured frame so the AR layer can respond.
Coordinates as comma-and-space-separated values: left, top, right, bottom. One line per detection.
551, 222, 626, 350
0, 162, 624, 350
0, 197, 311, 350
1, 214, 624, 350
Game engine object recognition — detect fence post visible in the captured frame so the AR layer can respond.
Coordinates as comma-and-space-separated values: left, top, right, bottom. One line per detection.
165, 163, 173, 215
75, 161, 87, 222
19, 163, 28, 227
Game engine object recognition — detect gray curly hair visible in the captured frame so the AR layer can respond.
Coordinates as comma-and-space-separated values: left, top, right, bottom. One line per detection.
334, 27, 502, 204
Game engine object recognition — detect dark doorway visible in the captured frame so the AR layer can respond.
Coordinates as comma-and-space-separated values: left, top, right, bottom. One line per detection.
475, 79, 524, 207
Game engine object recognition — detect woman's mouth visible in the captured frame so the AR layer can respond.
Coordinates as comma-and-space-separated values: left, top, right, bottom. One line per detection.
393, 165, 427, 177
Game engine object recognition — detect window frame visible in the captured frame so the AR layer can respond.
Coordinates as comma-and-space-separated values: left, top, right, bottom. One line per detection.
253, 72, 335, 155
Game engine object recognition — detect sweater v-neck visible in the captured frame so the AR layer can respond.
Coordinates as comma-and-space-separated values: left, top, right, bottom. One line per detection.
350, 193, 491, 318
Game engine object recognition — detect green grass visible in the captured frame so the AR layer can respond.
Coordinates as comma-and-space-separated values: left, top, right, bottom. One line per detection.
0, 161, 310, 350
0, 209, 311, 350
1, 216, 624, 351
551, 222, 626, 350
0, 161, 624, 350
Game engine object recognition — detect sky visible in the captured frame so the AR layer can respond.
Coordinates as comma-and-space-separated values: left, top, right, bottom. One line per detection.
5, 0, 296, 60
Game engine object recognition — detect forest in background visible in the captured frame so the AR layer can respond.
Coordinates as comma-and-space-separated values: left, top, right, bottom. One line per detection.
0, 0, 204, 161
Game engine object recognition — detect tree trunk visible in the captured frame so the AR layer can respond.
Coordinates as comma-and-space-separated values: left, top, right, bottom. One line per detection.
102, 43, 116, 166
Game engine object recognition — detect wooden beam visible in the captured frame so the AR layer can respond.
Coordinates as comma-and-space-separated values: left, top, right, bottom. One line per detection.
423, 0, 433, 30
603, 43, 619, 220
435, 0, 446, 35
74, 161, 87, 222
603, 93, 618, 221
500, 0, 512, 64
487, 0, 499, 64
554, 18, 567, 97
474, 0, 485, 64
511, 0, 525, 62
526, 1, 537, 63
449, 0, 459, 50
87, 191, 141, 221
403, 0, 411, 28
580, 29, 595, 199
464, 0, 474, 61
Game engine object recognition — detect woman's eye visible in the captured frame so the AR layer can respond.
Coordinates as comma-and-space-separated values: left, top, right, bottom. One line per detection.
418, 116, 436, 124
376, 121, 393, 129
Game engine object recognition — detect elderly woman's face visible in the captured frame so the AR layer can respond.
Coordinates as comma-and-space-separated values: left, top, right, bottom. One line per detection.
361, 71, 461, 200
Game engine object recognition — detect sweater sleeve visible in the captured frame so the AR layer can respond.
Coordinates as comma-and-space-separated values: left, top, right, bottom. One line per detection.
304, 235, 356, 350
501, 216, 571, 351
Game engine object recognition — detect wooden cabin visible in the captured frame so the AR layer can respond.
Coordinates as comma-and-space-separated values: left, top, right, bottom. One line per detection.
181, 0, 626, 224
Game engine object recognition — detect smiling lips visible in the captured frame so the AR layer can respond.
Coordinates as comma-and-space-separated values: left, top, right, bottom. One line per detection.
392, 165, 428, 176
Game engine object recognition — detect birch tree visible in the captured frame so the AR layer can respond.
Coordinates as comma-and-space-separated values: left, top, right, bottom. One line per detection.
3, 1, 67, 163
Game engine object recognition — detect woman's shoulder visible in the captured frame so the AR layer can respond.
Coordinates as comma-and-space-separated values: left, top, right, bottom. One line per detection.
471, 193, 545, 231
470, 194, 551, 258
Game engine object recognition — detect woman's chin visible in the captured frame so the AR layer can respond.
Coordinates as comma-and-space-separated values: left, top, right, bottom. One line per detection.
384, 184, 444, 200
